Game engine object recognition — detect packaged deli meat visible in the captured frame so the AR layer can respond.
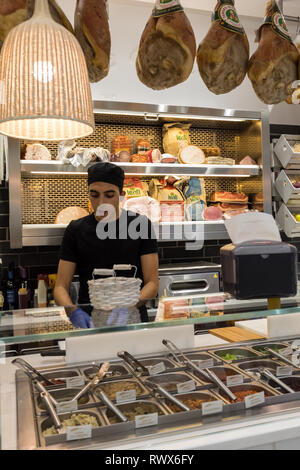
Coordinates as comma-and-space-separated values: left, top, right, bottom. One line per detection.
179, 145, 206, 165
112, 135, 131, 155
197, 0, 249, 95
25, 143, 52, 161
136, 139, 151, 155
248, 0, 299, 104
123, 196, 160, 224
160, 154, 177, 164
157, 180, 185, 222
123, 178, 149, 199
163, 123, 191, 158
136, 0, 196, 90
131, 154, 149, 163
183, 178, 207, 221
147, 149, 161, 163
203, 206, 223, 221
55, 207, 89, 224
216, 202, 249, 212
211, 191, 248, 203
75, 0, 111, 83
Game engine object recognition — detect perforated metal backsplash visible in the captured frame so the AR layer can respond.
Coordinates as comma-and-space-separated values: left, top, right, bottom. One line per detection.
21, 117, 263, 224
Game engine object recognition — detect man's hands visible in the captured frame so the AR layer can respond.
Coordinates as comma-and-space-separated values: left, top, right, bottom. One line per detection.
70, 308, 94, 329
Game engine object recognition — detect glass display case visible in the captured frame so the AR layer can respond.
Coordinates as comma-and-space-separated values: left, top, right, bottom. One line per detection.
2, 294, 300, 450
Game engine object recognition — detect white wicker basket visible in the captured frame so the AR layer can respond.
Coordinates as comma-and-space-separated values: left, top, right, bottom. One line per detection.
88, 265, 142, 310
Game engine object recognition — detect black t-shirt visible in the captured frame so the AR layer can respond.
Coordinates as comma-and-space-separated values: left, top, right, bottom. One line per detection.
59, 210, 158, 310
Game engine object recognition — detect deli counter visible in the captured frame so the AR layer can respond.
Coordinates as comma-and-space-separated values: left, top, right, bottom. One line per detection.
3, 296, 300, 450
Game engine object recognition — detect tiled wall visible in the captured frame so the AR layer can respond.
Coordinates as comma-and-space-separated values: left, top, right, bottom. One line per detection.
1, 124, 299, 292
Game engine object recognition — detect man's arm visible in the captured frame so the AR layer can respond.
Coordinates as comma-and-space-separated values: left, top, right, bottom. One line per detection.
54, 259, 77, 316
137, 252, 159, 307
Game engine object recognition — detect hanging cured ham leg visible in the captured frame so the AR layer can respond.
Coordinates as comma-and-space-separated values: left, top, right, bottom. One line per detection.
75, 0, 111, 83
0, 0, 73, 52
248, 0, 299, 105
197, 0, 249, 95
136, 0, 196, 90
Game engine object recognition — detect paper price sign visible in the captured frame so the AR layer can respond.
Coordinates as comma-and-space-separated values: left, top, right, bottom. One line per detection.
135, 413, 158, 429
245, 392, 265, 409
276, 366, 293, 377
56, 400, 78, 414
66, 376, 85, 388
193, 359, 214, 369
147, 362, 166, 376
116, 390, 136, 404
177, 380, 196, 394
202, 400, 223, 416
66, 425, 92, 441
226, 375, 243, 387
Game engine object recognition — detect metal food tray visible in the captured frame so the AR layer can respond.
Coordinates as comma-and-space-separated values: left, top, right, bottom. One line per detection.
34, 387, 95, 416
102, 399, 168, 425
133, 356, 179, 372
161, 390, 223, 414
81, 364, 131, 382
248, 342, 290, 358
35, 368, 82, 387
208, 347, 261, 363
93, 378, 149, 402
216, 382, 281, 405
187, 364, 251, 385
143, 371, 204, 391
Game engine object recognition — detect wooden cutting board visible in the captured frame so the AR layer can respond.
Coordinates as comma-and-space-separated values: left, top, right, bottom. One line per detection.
208, 326, 266, 343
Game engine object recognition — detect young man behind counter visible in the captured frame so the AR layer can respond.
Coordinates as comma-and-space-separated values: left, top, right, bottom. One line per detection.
54, 162, 159, 329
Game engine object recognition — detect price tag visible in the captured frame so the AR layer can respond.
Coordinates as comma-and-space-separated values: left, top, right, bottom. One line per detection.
66, 425, 92, 441
116, 390, 136, 404
226, 375, 243, 387
177, 380, 196, 394
202, 400, 223, 416
56, 400, 78, 414
276, 366, 293, 377
245, 392, 265, 409
280, 347, 293, 357
66, 376, 85, 388
135, 412, 158, 429
193, 359, 214, 369
147, 362, 166, 376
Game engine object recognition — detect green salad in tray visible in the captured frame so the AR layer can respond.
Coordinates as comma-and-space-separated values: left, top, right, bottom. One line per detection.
255, 345, 284, 354
219, 353, 239, 361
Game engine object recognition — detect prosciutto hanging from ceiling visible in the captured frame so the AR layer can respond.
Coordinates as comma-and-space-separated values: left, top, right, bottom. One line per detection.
136, 0, 196, 90
197, 0, 249, 95
248, 0, 299, 104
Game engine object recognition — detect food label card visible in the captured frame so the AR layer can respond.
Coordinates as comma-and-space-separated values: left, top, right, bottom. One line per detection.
245, 392, 265, 409
202, 400, 223, 416
226, 375, 244, 387
135, 413, 158, 429
66, 425, 92, 441
177, 380, 196, 394
66, 376, 85, 388
56, 400, 78, 414
116, 390, 137, 404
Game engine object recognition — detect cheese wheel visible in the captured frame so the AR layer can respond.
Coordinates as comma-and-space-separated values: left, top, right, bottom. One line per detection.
25, 143, 52, 161
179, 145, 205, 164
55, 207, 89, 224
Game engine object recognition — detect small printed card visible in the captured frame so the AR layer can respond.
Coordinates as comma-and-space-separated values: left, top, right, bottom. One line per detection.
202, 400, 223, 416
147, 362, 166, 376
245, 392, 265, 409
177, 380, 196, 394
276, 366, 293, 377
66, 425, 92, 441
226, 375, 244, 387
66, 376, 85, 388
56, 400, 78, 414
116, 390, 137, 404
135, 413, 158, 429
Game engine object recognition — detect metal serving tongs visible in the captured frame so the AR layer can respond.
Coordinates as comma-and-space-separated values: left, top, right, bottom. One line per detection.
12, 358, 54, 386
162, 339, 237, 403
265, 348, 300, 370
71, 362, 128, 423
258, 368, 295, 394
117, 351, 150, 376
39, 389, 64, 434
143, 380, 190, 412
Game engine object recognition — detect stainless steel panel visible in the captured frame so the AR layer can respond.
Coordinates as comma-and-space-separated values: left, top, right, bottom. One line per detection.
159, 272, 220, 297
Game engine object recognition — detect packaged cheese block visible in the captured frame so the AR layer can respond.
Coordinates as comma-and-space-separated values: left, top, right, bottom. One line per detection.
211, 191, 248, 203
123, 178, 149, 199
112, 135, 131, 155
55, 207, 89, 224
162, 123, 191, 158
179, 145, 206, 165
123, 196, 160, 224
25, 143, 52, 161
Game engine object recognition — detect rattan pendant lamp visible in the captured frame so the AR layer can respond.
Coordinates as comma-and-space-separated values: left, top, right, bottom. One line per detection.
0, 0, 95, 141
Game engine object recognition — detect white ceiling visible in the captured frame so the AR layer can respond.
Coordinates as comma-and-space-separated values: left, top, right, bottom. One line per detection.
133, 0, 300, 19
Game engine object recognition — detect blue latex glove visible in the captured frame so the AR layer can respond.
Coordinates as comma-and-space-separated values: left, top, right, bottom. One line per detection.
106, 308, 130, 326
70, 308, 94, 329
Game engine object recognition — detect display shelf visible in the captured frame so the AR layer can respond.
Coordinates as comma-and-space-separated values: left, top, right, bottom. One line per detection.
22, 221, 229, 246
20, 160, 260, 177
276, 203, 300, 238
275, 170, 300, 205
274, 135, 300, 169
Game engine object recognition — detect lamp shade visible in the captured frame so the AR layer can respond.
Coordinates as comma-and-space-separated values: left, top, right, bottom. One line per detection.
0, 0, 95, 141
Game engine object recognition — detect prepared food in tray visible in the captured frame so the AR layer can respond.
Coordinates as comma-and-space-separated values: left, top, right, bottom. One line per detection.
211, 348, 260, 362
165, 392, 215, 413
105, 401, 165, 425
43, 413, 100, 436
94, 379, 145, 401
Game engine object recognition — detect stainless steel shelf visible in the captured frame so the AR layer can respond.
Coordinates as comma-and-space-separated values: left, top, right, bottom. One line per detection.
21, 160, 260, 177
22, 222, 229, 246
